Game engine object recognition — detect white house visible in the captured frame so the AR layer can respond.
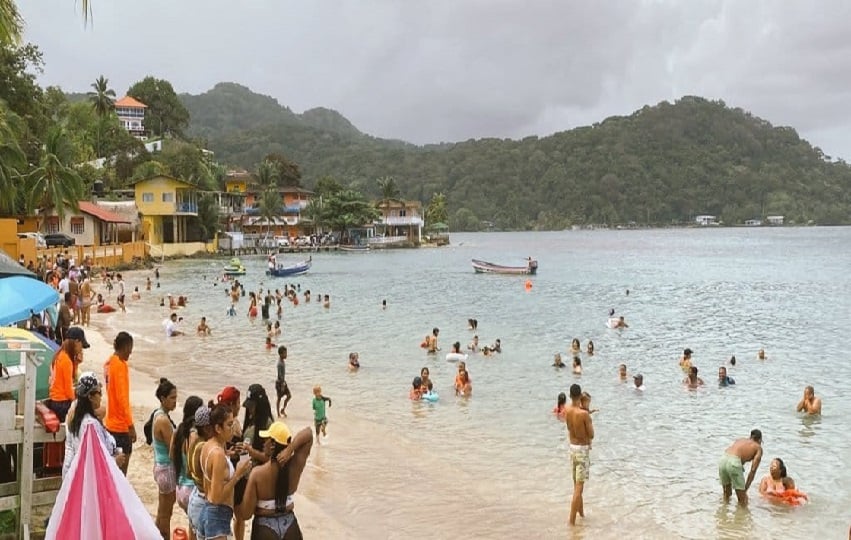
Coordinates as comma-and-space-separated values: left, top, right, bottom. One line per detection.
766, 215, 784, 225
115, 96, 147, 138
694, 215, 718, 226
43, 201, 133, 246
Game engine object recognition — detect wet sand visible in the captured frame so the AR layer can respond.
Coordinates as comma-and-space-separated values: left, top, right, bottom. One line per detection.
82, 317, 352, 538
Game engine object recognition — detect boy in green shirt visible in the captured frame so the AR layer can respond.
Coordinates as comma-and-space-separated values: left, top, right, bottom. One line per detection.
312, 385, 332, 444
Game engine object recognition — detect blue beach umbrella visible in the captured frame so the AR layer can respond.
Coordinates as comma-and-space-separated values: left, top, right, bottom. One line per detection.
0, 275, 60, 326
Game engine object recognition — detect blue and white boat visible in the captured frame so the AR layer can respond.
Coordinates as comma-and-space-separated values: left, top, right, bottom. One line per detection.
266, 257, 312, 277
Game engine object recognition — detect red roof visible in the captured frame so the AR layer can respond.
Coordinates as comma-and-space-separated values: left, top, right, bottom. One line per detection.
114, 96, 147, 108
78, 202, 131, 223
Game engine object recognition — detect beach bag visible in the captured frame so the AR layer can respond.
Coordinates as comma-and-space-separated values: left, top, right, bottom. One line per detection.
43, 442, 64, 469
35, 401, 60, 434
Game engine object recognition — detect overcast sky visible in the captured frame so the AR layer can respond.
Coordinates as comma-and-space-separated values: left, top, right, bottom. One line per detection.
18, 1, 851, 158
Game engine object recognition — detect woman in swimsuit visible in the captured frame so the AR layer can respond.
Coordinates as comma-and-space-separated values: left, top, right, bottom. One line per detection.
237, 422, 313, 540
759, 458, 796, 496
197, 404, 252, 540
186, 405, 213, 538
171, 395, 203, 540
586, 341, 595, 356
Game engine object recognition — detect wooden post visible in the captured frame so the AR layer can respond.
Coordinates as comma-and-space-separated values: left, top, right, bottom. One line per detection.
19, 351, 37, 538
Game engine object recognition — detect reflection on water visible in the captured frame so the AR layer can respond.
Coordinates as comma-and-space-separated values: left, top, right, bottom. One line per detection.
102, 228, 851, 538
798, 414, 822, 440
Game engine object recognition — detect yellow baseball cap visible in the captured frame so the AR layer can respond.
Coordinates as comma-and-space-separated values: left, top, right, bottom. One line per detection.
259, 421, 292, 445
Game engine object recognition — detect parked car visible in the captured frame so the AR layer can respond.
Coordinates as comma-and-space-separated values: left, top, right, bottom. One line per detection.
16, 232, 47, 248
275, 236, 290, 248
44, 233, 75, 247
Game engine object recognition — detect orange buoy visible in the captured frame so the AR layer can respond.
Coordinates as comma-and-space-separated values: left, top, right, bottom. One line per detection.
173, 527, 188, 540
524, 279, 533, 291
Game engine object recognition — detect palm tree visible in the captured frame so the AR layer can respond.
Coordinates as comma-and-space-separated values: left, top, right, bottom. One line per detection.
88, 75, 116, 157
25, 125, 85, 221
377, 176, 400, 201
259, 189, 281, 244
88, 75, 116, 117
0, 103, 25, 214
0, 0, 22, 45
256, 159, 280, 190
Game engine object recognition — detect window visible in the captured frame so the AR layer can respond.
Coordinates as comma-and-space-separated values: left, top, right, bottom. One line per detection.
46, 217, 60, 234
70, 217, 85, 235
142, 192, 154, 202
162, 192, 174, 203
399, 209, 406, 217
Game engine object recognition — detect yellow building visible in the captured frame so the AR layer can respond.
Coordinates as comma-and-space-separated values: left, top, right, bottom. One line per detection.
131, 175, 199, 244
225, 170, 252, 194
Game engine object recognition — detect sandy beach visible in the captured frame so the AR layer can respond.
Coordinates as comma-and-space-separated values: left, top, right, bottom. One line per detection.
81, 315, 353, 539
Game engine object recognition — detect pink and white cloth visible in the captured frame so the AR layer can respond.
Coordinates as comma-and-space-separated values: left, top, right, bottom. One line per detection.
45, 423, 160, 539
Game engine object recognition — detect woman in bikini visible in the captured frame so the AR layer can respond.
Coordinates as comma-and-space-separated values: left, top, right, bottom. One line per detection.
759, 458, 796, 495
237, 422, 313, 539
197, 404, 252, 540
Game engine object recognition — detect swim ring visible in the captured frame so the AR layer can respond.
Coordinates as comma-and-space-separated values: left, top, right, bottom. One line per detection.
606, 318, 620, 329
445, 352, 468, 363
422, 392, 439, 403
767, 489, 808, 506
97, 305, 116, 313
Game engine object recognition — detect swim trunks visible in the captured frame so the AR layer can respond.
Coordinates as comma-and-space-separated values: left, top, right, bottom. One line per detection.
718, 453, 745, 491
569, 444, 590, 483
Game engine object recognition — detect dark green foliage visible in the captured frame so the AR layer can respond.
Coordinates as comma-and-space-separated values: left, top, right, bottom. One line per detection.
184, 87, 851, 230
128, 76, 190, 138
196, 193, 220, 241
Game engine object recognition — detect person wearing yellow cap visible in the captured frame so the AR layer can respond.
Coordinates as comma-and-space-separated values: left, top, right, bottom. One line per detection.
236, 421, 313, 539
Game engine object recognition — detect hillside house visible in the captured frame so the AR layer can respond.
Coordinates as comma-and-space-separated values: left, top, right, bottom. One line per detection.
132, 175, 200, 244
42, 201, 133, 245
375, 200, 424, 244
115, 96, 147, 138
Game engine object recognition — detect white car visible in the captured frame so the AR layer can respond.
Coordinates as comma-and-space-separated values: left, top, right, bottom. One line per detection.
275, 236, 290, 248
17, 232, 47, 248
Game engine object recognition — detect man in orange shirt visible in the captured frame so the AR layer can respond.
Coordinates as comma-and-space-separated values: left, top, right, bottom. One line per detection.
47, 326, 89, 421
104, 331, 135, 475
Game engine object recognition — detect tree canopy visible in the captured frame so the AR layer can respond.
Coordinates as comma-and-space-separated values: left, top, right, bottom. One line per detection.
182, 86, 851, 230
128, 76, 190, 138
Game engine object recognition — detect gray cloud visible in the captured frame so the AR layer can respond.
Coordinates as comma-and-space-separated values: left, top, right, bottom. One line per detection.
17, 0, 851, 158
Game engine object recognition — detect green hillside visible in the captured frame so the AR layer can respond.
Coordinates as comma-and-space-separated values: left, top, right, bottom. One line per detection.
182, 87, 851, 230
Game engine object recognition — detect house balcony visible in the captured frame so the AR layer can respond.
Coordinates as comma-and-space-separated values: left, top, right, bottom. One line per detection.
175, 201, 198, 214
379, 216, 424, 226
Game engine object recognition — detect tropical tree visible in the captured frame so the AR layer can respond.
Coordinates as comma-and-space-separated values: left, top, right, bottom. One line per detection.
258, 189, 281, 242
425, 192, 448, 228
25, 125, 85, 221
321, 189, 380, 241
196, 193, 220, 241
264, 152, 300, 187
0, 102, 25, 213
0, 0, 22, 45
127, 76, 190, 137
88, 75, 115, 117
256, 159, 280, 190
377, 176, 400, 201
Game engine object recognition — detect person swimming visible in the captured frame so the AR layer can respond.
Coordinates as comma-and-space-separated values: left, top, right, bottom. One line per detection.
553, 392, 567, 419
348, 352, 360, 370
553, 353, 565, 368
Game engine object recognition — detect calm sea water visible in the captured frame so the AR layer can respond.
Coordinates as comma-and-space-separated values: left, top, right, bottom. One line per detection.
101, 228, 851, 539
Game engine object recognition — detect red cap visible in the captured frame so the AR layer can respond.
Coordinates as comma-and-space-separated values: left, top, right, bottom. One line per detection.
217, 386, 240, 404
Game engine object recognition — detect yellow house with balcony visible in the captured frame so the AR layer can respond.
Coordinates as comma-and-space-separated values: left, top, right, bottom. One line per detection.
132, 175, 199, 244
225, 170, 252, 194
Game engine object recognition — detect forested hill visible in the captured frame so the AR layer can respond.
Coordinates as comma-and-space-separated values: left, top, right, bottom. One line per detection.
183, 86, 851, 230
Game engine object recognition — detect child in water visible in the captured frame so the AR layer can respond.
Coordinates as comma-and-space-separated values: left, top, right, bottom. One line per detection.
265, 337, 275, 350
348, 352, 360, 370
554, 392, 567, 419
312, 386, 332, 444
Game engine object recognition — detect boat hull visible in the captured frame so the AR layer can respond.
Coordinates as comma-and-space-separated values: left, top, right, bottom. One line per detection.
223, 268, 246, 276
471, 259, 537, 275
339, 245, 369, 252
266, 260, 311, 277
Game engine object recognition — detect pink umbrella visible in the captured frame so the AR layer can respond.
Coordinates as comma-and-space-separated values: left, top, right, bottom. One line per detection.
45, 423, 160, 539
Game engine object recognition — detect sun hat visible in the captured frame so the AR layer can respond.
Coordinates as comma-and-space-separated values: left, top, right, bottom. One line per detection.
259, 421, 292, 445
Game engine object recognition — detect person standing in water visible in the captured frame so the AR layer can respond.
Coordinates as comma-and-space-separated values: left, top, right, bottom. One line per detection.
425, 328, 440, 353
719, 429, 763, 506
796, 386, 822, 415
276, 346, 292, 417
564, 384, 593, 526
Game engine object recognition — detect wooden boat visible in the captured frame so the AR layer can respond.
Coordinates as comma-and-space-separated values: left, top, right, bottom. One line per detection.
223, 257, 247, 276
339, 244, 370, 252
471, 258, 538, 275
266, 257, 312, 277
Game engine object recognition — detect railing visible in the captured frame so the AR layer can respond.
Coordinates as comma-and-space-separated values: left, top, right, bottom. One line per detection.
368, 235, 409, 245
379, 216, 424, 226
176, 202, 198, 213
36, 241, 149, 268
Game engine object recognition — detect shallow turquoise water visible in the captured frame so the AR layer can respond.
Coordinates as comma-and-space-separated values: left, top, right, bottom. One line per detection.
104, 228, 851, 538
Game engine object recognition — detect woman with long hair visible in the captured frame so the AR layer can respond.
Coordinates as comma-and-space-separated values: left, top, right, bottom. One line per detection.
172, 395, 203, 540
186, 405, 213, 539
152, 378, 178, 538
237, 422, 313, 539
197, 404, 252, 540
62, 373, 126, 477
236, 384, 274, 540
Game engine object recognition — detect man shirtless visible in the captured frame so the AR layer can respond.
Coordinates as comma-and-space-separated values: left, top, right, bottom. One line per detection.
719, 429, 763, 505
796, 386, 822, 415
426, 327, 440, 353
564, 383, 594, 525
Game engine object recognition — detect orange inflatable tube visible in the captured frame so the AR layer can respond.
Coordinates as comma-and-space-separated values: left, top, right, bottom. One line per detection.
767, 489, 808, 506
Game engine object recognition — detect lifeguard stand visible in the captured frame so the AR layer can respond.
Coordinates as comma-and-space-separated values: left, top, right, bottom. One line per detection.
0, 348, 65, 539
